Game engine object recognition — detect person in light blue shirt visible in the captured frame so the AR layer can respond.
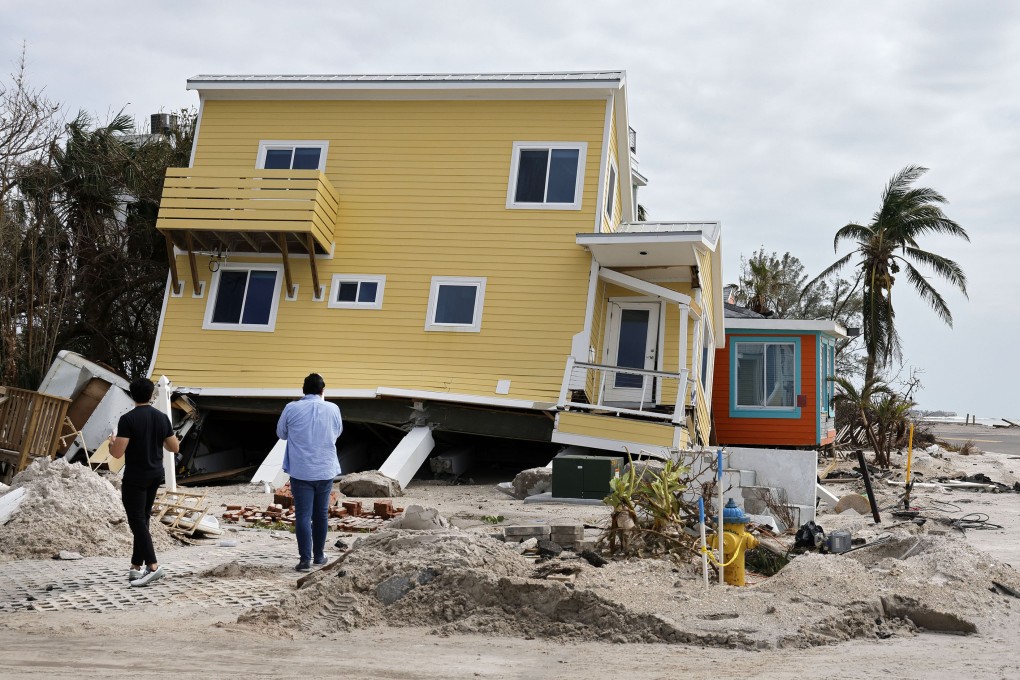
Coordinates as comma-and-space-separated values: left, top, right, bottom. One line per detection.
276, 373, 343, 572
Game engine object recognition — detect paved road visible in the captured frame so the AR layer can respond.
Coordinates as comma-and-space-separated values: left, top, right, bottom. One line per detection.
930, 423, 1020, 457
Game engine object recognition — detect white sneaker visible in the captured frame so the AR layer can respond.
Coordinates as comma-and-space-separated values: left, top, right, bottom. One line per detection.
128, 568, 145, 581
130, 566, 165, 587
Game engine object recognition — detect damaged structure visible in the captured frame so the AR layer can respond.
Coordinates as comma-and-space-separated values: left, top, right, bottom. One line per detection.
145, 71, 725, 479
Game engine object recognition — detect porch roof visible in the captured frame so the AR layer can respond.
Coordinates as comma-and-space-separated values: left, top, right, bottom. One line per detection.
576, 221, 720, 267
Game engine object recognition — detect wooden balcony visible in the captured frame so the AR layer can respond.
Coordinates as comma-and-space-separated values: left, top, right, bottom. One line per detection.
155, 168, 340, 297
0, 387, 71, 480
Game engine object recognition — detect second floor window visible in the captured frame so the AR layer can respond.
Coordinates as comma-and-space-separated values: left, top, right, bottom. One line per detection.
203, 265, 283, 332
507, 142, 586, 210
257, 141, 329, 171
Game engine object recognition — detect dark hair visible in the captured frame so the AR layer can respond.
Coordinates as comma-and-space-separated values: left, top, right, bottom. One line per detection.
302, 373, 326, 395
129, 378, 156, 403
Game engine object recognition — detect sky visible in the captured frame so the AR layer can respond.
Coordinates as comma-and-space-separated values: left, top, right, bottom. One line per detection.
3, 1, 1018, 418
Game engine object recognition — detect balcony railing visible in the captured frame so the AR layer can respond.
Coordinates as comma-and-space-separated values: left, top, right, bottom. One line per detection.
156, 168, 340, 255
0, 387, 71, 475
557, 357, 691, 424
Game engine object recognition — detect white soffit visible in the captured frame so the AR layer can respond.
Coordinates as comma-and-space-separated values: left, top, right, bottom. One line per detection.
725, 318, 848, 337
576, 232, 702, 267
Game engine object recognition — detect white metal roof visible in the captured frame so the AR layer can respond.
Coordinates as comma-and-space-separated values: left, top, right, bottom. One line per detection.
190, 71, 624, 85
725, 318, 848, 338
618, 221, 721, 245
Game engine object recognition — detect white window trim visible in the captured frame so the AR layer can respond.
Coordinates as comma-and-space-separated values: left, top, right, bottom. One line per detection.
604, 158, 618, 221
256, 140, 329, 171
734, 340, 797, 409
506, 142, 587, 210
425, 276, 487, 333
327, 274, 386, 310
202, 263, 284, 332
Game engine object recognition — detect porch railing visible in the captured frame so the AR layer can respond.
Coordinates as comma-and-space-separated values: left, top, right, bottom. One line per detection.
0, 386, 71, 475
557, 356, 691, 424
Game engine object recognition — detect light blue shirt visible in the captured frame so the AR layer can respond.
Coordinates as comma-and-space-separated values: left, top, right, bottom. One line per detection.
277, 394, 343, 481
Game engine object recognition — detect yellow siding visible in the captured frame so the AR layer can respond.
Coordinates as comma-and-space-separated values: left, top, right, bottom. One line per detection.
152, 99, 607, 401
584, 279, 609, 401
601, 104, 622, 233
695, 248, 716, 334
556, 411, 677, 448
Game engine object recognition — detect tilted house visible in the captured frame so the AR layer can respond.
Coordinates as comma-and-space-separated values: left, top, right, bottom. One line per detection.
148, 71, 725, 471
712, 303, 846, 448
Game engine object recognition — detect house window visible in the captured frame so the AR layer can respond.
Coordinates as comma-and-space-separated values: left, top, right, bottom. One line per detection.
256, 141, 329, 171
203, 265, 283, 332
735, 341, 796, 408
605, 160, 617, 220
506, 142, 586, 210
425, 276, 486, 332
327, 274, 385, 310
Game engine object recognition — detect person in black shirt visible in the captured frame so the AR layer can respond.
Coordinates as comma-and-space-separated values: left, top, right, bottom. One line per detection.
110, 378, 179, 587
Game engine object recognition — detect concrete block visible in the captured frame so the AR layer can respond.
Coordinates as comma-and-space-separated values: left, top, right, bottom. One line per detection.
379, 426, 435, 490
504, 525, 550, 540
816, 483, 840, 510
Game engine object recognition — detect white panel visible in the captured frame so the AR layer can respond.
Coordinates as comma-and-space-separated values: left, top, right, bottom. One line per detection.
379, 426, 435, 490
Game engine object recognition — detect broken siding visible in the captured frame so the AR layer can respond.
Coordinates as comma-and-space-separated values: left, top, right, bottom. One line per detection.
152, 98, 606, 401
556, 411, 676, 448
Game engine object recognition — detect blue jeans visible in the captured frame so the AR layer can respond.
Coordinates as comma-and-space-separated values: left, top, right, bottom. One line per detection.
290, 477, 332, 562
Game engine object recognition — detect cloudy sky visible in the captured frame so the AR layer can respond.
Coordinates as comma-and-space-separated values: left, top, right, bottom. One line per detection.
4, 1, 1017, 418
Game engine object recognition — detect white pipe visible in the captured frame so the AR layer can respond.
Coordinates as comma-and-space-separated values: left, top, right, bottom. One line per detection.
698, 497, 709, 587
717, 447, 724, 586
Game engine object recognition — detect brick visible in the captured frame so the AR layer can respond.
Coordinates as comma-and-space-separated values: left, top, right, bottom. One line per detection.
342, 501, 363, 516
373, 500, 393, 516
225, 504, 242, 511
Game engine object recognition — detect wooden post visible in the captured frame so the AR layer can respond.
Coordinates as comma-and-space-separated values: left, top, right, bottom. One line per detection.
855, 449, 882, 524
164, 235, 183, 296
185, 232, 201, 296
305, 234, 322, 299
276, 234, 296, 298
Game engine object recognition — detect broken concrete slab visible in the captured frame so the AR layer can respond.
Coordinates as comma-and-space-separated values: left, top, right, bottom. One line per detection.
834, 494, 872, 515
337, 471, 402, 498
511, 467, 552, 500
387, 504, 449, 530
503, 525, 551, 541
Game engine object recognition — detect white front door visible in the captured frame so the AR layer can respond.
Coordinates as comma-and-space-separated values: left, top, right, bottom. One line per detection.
604, 300, 661, 404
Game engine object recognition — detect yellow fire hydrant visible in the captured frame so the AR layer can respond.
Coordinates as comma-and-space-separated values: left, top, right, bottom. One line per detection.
707, 499, 759, 586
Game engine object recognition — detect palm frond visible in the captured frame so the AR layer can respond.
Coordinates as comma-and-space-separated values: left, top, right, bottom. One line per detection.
901, 247, 968, 295
903, 262, 954, 326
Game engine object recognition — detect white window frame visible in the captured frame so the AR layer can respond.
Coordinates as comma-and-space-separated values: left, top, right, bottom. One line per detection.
604, 158, 618, 221
425, 276, 487, 333
734, 340, 797, 409
327, 274, 386, 310
256, 140, 329, 171
202, 263, 284, 332
506, 142, 587, 210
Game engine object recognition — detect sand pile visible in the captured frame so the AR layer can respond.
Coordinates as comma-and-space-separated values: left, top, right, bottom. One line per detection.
240, 529, 733, 644
0, 458, 176, 560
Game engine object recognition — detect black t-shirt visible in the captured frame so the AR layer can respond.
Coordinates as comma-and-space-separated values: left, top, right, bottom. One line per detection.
117, 405, 174, 483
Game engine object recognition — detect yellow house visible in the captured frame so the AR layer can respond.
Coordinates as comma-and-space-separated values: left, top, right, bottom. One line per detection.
148, 71, 724, 471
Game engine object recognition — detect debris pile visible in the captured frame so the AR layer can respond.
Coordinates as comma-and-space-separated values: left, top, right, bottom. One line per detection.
220, 497, 403, 532
0, 458, 176, 560
240, 529, 712, 644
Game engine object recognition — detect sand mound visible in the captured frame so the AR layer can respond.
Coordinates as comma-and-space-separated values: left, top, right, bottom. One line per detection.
0, 458, 176, 560
240, 529, 737, 644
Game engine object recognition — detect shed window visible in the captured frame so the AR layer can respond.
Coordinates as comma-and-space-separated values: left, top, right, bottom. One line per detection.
735, 341, 796, 408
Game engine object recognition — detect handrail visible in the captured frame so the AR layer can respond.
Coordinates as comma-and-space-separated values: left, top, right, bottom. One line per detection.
558, 357, 691, 425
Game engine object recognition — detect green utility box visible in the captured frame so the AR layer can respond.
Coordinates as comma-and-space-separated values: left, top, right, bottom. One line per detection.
552, 454, 624, 499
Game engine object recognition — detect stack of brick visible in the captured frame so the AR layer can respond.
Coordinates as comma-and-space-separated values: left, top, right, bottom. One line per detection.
550, 524, 584, 550
273, 482, 293, 508
221, 503, 297, 526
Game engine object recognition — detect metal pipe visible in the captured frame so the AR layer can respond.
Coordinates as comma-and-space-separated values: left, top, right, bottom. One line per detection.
698, 497, 709, 587
717, 447, 725, 585
855, 449, 881, 524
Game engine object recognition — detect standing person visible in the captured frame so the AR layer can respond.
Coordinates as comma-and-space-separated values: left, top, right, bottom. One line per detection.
276, 373, 343, 571
109, 378, 179, 587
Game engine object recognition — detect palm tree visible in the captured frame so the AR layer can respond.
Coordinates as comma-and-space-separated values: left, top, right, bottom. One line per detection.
831, 376, 895, 467
813, 166, 969, 384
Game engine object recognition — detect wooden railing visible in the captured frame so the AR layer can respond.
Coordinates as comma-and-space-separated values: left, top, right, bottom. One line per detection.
155, 168, 340, 253
558, 356, 691, 424
0, 387, 71, 476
